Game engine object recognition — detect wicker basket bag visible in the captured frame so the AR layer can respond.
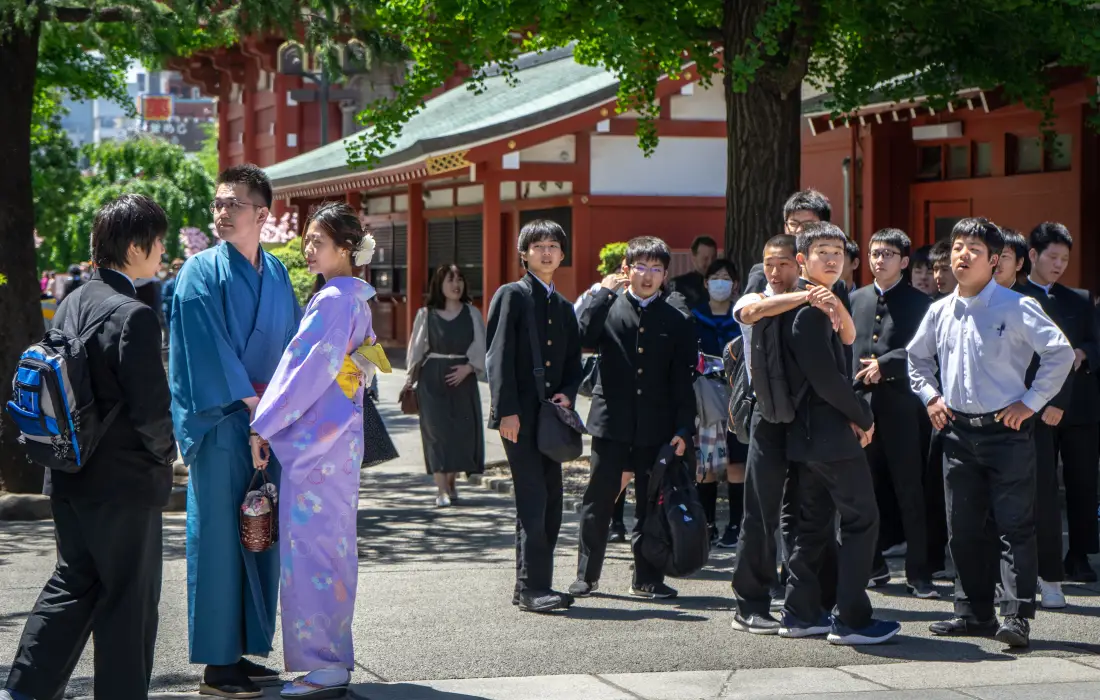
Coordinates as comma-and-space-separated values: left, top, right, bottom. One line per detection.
240, 468, 279, 553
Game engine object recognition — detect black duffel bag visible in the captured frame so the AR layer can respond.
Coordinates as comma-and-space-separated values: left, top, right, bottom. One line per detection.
638, 443, 710, 578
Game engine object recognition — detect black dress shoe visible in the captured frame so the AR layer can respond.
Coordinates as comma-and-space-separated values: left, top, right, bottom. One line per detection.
1064, 554, 1098, 583
608, 522, 628, 543
867, 564, 891, 588
995, 616, 1030, 648
928, 616, 998, 637
568, 579, 599, 597
236, 658, 281, 685
516, 590, 564, 613
201, 665, 262, 698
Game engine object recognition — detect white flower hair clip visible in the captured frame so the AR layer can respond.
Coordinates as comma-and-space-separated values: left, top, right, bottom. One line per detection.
354, 232, 376, 266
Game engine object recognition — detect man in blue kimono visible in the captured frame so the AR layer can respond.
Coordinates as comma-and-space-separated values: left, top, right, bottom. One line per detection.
169, 164, 302, 698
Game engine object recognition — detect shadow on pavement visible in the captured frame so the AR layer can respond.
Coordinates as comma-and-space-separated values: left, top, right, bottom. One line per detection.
351, 683, 489, 700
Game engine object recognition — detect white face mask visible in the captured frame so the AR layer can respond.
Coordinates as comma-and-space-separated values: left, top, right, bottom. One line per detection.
157, 271, 168, 279
707, 278, 734, 302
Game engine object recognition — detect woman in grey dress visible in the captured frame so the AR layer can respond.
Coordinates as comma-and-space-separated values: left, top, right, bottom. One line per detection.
405, 264, 487, 506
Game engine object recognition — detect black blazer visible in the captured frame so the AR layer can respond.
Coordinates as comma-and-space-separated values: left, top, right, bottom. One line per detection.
780, 282, 873, 463
47, 268, 176, 507
485, 272, 584, 438
1017, 280, 1100, 424
579, 288, 697, 446
849, 281, 931, 395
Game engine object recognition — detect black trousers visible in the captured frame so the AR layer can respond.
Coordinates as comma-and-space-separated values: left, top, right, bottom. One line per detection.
577, 437, 663, 585
942, 418, 1038, 620
1036, 420, 1100, 562
1033, 422, 1068, 582
503, 436, 564, 593
785, 456, 879, 630
924, 421, 949, 573
867, 393, 930, 582
732, 410, 836, 617
6, 497, 163, 700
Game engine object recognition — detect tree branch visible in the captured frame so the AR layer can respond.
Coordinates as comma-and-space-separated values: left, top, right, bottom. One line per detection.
45, 5, 137, 23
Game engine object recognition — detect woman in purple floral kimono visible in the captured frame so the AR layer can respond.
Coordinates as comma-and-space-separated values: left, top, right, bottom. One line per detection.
251, 203, 378, 698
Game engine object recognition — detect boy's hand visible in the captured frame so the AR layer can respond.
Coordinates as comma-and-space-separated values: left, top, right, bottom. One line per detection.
670, 436, 687, 456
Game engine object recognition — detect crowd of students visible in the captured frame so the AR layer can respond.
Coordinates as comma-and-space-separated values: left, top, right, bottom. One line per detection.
487, 189, 1097, 651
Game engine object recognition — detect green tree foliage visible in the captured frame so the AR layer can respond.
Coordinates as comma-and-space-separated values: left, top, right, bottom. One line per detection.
31, 89, 84, 271
195, 121, 220, 180
597, 242, 628, 276
66, 137, 214, 262
355, 0, 1100, 276
265, 238, 316, 306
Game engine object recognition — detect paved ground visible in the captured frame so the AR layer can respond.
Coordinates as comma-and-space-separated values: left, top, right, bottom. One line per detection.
1, 369, 1099, 699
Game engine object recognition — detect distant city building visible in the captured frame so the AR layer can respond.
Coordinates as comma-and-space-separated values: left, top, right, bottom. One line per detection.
60, 69, 215, 153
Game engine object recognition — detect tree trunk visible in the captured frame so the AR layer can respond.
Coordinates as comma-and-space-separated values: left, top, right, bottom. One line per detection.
722, 71, 803, 279
0, 21, 46, 493
721, 0, 807, 278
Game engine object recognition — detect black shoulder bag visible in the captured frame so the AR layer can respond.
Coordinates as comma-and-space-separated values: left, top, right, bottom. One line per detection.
522, 288, 586, 463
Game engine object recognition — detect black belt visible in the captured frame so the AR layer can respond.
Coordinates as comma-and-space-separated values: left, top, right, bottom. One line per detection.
951, 409, 1006, 428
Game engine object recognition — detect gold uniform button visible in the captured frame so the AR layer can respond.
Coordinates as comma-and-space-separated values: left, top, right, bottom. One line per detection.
637, 389, 643, 395
545, 381, 551, 388
547, 340, 552, 346
872, 335, 879, 342
639, 327, 645, 333
875, 315, 881, 321
544, 361, 551, 367
637, 368, 643, 375
638, 347, 645, 354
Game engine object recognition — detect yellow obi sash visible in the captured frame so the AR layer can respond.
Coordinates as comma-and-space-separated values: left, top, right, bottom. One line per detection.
337, 340, 393, 399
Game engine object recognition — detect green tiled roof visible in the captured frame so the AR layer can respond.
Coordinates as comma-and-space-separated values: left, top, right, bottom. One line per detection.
266, 47, 617, 188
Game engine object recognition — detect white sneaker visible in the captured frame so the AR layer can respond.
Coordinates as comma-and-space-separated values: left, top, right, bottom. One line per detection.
1040, 579, 1067, 609
435, 493, 451, 508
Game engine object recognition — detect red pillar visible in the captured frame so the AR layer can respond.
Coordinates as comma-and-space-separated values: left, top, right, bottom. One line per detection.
346, 190, 362, 212
243, 63, 259, 164
405, 182, 426, 334
572, 131, 594, 283
481, 175, 503, 315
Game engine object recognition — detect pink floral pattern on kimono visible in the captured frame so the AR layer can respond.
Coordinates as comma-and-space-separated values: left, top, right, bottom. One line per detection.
251, 276, 375, 672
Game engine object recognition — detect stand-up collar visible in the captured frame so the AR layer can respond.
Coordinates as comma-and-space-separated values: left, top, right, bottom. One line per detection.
92, 267, 137, 297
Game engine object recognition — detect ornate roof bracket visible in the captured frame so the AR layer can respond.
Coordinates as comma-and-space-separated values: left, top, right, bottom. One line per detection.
424, 149, 472, 175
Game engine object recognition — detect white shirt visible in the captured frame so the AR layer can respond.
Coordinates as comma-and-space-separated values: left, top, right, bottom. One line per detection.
907, 277, 1074, 414
627, 288, 659, 308
732, 287, 776, 386
1027, 276, 1053, 294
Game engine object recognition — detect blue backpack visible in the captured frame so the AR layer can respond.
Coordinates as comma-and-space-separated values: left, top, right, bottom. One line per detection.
6, 293, 136, 473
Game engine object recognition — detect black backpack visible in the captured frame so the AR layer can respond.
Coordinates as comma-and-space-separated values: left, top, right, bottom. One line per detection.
638, 444, 711, 578
723, 336, 753, 445
748, 314, 806, 425
5, 293, 136, 473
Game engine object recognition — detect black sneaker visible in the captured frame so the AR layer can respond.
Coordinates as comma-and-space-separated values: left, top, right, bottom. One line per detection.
516, 590, 564, 613
928, 616, 998, 637
867, 564, 891, 588
717, 525, 741, 549
551, 590, 576, 608
629, 582, 678, 599
236, 658, 281, 685
567, 579, 599, 597
731, 612, 781, 635
906, 580, 939, 599
200, 665, 262, 699
1064, 554, 1098, 583
608, 523, 628, 543
995, 616, 1030, 648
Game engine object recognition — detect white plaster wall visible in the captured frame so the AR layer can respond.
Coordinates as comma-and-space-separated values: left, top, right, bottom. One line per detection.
670, 79, 726, 121
501, 182, 518, 201
366, 196, 392, 215
520, 135, 576, 163
590, 135, 726, 197
423, 188, 455, 209
394, 194, 409, 212
456, 185, 485, 206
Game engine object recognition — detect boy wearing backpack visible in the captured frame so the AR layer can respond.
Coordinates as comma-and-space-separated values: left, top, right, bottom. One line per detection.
570, 236, 698, 600
3, 195, 176, 700
777, 221, 899, 645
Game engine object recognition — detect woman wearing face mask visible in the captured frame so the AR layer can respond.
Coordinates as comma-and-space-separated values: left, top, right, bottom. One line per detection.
690, 259, 747, 548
